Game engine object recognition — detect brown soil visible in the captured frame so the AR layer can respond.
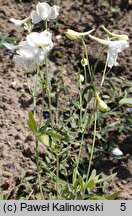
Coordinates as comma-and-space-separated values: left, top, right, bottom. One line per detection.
0, 0, 132, 199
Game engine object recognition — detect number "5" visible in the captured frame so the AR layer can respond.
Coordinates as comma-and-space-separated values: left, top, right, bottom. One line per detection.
120, 203, 126, 211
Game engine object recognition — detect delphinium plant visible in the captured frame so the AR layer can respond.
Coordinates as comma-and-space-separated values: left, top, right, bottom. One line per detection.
3, 1, 129, 200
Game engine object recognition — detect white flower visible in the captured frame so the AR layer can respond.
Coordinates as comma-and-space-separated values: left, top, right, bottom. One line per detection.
26, 30, 53, 52
13, 49, 36, 69
106, 40, 129, 68
112, 148, 123, 156
89, 35, 129, 68
10, 17, 30, 32
31, 2, 59, 24
13, 41, 46, 69
3, 30, 53, 69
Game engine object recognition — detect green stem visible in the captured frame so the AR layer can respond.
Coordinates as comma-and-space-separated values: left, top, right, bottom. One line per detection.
101, 59, 108, 87
33, 69, 38, 117
45, 56, 54, 127
81, 37, 92, 81
82, 54, 87, 86
37, 64, 46, 127
79, 83, 83, 129
56, 150, 59, 199
74, 131, 85, 182
44, 20, 53, 127
33, 65, 44, 199
82, 110, 97, 198
35, 138, 44, 199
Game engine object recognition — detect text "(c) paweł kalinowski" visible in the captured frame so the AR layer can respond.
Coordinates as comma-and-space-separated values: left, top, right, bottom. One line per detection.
20, 202, 104, 212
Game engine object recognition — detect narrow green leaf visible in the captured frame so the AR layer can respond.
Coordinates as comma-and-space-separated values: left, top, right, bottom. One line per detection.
73, 179, 79, 189
39, 119, 50, 133
73, 167, 79, 184
27, 112, 38, 134
119, 98, 132, 105
85, 179, 95, 189
46, 130, 64, 140
78, 175, 84, 189
89, 169, 97, 181
83, 115, 92, 130
96, 173, 117, 184
70, 99, 80, 109
106, 191, 121, 200
82, 85, 94, 100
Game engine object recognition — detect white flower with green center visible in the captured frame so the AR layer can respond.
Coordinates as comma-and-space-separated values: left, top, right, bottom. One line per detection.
89, 34, 129, 68
31, 2, 59, 24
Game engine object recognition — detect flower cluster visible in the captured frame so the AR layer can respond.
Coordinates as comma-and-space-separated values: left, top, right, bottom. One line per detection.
4, 31, 53, 69
65, 26, 129, 69
31, 2, 59, 24
3, 2, 59, 69
10, 2, 59, 31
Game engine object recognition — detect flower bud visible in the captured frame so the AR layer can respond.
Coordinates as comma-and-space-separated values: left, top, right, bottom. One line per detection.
101, 25, 129, 41
65, 29, 94, 40
78, 74, 84, 83
81, 58, 88, 67
95, 91, 109, 112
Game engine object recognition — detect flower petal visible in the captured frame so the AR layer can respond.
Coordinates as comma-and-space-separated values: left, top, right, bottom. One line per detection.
107, 40, 129, 68
48, 5, 59, 19
3, 42, 17, 50
36, 2, 51, 20
10, 18, 24, 31
26, 32, 41, 47
31, 10, 42, 24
